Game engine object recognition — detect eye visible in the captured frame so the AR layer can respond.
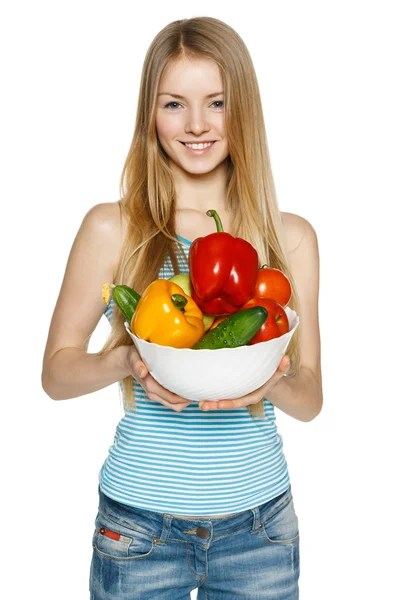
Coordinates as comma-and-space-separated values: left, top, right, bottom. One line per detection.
164, 101, 182, 109
163, 100, 224, 110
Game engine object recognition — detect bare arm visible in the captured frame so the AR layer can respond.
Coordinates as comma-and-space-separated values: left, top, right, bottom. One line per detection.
266, 217, 323, 421
41, 202, 194, 411
41, 202, 133, 400
43, 345, 133, 401
265, 364, 322, 422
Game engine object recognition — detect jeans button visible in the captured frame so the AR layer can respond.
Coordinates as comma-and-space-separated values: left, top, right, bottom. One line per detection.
196, 527, 210, 539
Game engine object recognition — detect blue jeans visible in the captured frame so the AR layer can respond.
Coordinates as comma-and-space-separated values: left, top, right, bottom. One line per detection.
89, 485, 300, 599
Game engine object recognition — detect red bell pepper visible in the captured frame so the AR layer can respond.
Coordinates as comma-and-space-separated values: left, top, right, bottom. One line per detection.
189, 210, 259, 315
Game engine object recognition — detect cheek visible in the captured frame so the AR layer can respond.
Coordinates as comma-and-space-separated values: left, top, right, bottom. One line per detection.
213, 112, 226, 133
155, 113, 177, 142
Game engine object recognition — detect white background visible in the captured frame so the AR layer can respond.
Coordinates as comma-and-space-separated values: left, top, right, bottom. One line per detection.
1, 1, 399, 598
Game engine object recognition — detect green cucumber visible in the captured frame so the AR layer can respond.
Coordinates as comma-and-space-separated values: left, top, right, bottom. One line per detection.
192, 306, 268, 350
112, 285, 141, 323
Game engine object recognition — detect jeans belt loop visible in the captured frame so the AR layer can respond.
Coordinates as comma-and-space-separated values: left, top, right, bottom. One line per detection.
158, 515, 172, 543
250, 505, 262, 532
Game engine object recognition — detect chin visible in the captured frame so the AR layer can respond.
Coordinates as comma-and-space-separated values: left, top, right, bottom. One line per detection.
176, 156, 229, 175
183, 161, 219, 171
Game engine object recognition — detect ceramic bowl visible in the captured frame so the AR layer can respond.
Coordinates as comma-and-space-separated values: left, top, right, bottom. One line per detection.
124, 307, 299, 402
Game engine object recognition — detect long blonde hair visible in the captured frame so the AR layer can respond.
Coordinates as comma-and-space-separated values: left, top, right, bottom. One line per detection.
97, 16, 301, 419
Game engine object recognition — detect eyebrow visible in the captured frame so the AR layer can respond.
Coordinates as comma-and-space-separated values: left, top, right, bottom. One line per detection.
158, 91, 224, 100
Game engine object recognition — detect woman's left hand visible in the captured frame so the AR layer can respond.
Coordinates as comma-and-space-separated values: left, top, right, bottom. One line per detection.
198, 354, 291, 411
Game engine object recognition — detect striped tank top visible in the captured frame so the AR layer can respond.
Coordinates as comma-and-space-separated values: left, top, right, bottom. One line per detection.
98, 234, 291, 516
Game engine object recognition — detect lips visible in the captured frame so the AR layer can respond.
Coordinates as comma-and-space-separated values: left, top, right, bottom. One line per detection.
180, 141, 216, 156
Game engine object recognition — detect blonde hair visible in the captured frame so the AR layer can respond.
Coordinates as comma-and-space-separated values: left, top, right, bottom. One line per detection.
97, 16, 301, 419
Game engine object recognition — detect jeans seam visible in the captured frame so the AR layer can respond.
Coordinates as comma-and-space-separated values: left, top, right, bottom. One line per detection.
99, 508, 154, 537
186, 543, 208, 580
212, 525, 252, 542
170, 537, 207, 547
291, 541, 295, 578
261, 527, 300, 545
261, 494, 292, 525
92, 539, 156, 561
260, 494, 299, 545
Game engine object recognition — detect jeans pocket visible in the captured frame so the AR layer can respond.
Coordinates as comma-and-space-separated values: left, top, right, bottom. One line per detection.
261, 495, 300, 545
92, 512, 155, 561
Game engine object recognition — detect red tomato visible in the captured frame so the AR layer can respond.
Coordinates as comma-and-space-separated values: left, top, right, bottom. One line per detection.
240, 297, 289, 345
254, 265, 291, 307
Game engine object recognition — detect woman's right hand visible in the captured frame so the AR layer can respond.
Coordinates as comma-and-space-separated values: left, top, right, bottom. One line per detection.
125, 346, 192, 412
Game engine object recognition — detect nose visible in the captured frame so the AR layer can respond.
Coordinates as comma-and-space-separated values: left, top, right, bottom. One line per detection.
185, 107, 211, 136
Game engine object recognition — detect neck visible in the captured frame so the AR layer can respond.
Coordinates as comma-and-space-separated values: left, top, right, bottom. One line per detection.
172, 159, 230, 214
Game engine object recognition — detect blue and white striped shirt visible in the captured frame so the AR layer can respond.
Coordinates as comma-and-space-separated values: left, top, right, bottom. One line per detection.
98, 234, 291, 515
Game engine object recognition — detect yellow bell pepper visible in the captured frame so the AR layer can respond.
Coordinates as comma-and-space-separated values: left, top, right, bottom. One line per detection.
131, 279, 204, 348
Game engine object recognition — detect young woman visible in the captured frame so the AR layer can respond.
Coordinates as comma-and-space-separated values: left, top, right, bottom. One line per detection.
42, 16, 323, 600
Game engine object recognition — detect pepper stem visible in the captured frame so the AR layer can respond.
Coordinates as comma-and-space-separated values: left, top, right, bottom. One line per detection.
171, 293, 187, 313
206, 209, 224, 233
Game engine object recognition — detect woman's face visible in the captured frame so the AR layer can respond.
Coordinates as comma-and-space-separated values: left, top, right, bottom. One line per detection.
155, 57, 230, 176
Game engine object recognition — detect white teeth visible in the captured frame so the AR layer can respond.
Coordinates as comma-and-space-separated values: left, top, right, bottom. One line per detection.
184, 142, 214, 150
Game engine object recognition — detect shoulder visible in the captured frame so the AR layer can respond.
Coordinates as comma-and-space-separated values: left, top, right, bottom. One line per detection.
83, 201, 123, 234
282, 211, 319, 275
281, 211, 318, 253
80, 201, 126, 279
81, 201, 128, 243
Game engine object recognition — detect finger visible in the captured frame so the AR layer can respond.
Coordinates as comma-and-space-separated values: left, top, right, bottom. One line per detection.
150, 395, 191, 412
159, 387, 191, 405
279, 355, 291, 373
198, 400, 221, 410
146, 379, 191, 405
206, 401, 220, 410
219, 393, 264, 409
200, 399, 241, 410
266, 356, 290, 384
215, 400, 241, 409
201, 383, 269, 411
134, 359, 148, 379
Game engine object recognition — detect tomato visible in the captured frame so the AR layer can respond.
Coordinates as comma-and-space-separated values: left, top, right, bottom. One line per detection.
239, 297, 289, 344
253, 265, 291, 306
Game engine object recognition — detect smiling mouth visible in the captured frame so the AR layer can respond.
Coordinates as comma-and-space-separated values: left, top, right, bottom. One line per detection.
180, 141, 216, 143
179, 141, 217, 149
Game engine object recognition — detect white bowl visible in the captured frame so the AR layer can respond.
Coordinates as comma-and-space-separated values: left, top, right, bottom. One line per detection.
124, 307, 299, 402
